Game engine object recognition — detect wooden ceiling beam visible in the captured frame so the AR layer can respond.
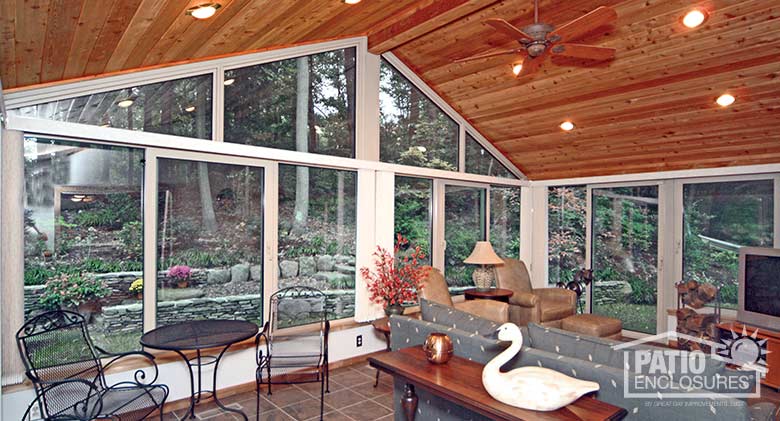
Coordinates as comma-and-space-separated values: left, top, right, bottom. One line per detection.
367, 0, 500, 55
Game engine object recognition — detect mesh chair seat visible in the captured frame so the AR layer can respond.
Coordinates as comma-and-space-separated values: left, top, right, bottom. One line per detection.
259, 353, 325, 370
90, 384, 168, 420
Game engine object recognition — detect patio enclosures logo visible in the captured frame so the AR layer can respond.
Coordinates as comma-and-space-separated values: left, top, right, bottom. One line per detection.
612, 330, 765, 399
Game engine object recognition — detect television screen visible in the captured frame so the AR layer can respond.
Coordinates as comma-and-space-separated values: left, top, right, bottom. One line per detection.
744, 254, 780, 317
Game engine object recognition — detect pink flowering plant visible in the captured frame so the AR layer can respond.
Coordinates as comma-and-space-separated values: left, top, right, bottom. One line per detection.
39, 274, 110, 310
361, 235, 429, 309
168, 265, 192, 281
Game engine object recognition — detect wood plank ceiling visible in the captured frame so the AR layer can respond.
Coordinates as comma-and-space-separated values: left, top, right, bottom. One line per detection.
2, 0, 779, 180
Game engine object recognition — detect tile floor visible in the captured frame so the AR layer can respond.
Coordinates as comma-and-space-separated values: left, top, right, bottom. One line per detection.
161, 363, 394, 421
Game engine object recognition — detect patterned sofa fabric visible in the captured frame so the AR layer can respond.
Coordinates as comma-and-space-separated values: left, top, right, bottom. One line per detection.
388, 315, 773, 421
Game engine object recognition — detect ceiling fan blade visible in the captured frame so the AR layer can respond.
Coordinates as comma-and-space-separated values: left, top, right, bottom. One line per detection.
551, 43, 615, 61
549, 6, 617, 43
516, 54, 545, 78
485, 18, 534, 42
453, 48, 526, 63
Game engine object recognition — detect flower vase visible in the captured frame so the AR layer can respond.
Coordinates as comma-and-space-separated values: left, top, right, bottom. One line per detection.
176, 280, 189, 289
384, 304, 404, 316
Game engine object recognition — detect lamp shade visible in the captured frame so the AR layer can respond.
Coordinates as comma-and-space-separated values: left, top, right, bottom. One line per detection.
463, 241, 504, 265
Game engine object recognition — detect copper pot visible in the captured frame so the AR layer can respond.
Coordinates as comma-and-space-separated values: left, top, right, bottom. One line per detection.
423, 333, 453, 364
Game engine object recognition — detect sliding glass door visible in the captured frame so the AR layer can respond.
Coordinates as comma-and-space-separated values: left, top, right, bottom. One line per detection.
443, 184, 487, 294
589, 184, 661, 334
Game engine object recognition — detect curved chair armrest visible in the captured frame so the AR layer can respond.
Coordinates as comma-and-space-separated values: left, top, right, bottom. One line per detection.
96, 347, 160, 386
534, 288, 577, 306
455, 300, 509, 323
509, 291, 540, 307
255, 322, 271, 366
32, 378, 104, 421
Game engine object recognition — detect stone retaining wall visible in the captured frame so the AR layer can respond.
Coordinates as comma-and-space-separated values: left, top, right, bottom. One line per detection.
95, 290, 355, 334
592, 280, 633, 305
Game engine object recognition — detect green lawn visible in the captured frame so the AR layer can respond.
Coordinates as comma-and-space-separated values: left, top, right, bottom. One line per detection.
593, 302, 656, 334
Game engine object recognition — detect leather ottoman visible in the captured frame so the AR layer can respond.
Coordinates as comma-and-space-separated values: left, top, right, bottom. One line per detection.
561, 314, 622, 339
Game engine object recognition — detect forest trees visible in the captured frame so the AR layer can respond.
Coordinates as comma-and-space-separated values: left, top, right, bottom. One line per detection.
548, 186, 587, 286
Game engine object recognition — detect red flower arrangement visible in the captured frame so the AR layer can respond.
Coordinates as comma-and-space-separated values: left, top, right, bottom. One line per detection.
361, 234, 430, 309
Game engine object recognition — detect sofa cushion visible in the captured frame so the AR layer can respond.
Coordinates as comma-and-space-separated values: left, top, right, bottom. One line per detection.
561, 314, 623, 337
420, 299, 500, 337
541, 303, 576, 322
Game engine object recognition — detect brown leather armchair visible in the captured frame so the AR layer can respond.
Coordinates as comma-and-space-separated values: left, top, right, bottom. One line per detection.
419, 267, 509, 323
494, 258, 576, 327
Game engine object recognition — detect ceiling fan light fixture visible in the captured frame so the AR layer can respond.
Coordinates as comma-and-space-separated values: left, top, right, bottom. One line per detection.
223, 78, 235, 86
682, 9, 708, 28
186, 3, 221, 20
560, 121, 575, 131
716, 93, 735, 107
342, 0, 362, 4
512, 62, 523, 76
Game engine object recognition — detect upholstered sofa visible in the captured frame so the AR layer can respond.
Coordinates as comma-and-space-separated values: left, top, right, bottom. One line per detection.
494, 258, 577, 327
387, 301, 776, 421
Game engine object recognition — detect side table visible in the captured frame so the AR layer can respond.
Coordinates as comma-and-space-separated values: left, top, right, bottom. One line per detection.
463, 288, 514, 303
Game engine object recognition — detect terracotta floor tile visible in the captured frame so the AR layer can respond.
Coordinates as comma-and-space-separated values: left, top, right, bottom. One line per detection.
282, 397, 333, 421
323, 388, 366, 409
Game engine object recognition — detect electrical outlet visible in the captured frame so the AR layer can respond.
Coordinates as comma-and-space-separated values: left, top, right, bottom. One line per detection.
356, 334, 363, 347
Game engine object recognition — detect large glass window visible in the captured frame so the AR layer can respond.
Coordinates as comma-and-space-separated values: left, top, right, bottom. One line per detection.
465, 134, 516, 179
12, 75, 213, 139
394, 176, 432, 263
548, 186, 587, 286
224, 48, 356, 158
683, 179, 774, 308
444, 185, 487, 293
379, 59, 458, 170
490, 186, 521, 259
23, 137, 144, 352
591, 185, 659, 334
156, 158, 264, 326
278, 165, 357, 325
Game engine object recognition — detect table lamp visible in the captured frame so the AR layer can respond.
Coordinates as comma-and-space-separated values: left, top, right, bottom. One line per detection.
464, 241, 504, 291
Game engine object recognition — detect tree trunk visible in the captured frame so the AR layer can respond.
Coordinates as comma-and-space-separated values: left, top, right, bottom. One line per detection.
196, 84, 218, 233
337, 172, 345, 254
344, 48, 356, 145
292, 57, 310, 234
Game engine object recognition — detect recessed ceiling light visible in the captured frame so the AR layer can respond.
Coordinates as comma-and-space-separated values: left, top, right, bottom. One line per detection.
716, 93, 735, 107
682, 9, 707, 28
186, 3, 221, 20
117, 98, 134, 108
512, 62, 523, 76
560, 121, 575, 131
343, 0, 362, 4
185, 106, 196, 112
223, 78, 235, 86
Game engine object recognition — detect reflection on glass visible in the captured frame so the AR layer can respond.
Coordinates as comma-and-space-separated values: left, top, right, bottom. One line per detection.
465, 134, 516, 179
379, 59, 458, 170
683, 180, 773, 308
548, 186, 587, 286
13, 75, 213, 139
156, 159, 264, 326
23, 137, 144, 352
224, 48, 356, 158
444, 185, 487, 293
394, 176, 432, 264
591, 186, 658, 334
278, 165, 357, 326
490, 186, 521, 259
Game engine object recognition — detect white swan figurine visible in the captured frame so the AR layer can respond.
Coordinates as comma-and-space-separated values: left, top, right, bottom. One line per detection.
482, 323, 600, 411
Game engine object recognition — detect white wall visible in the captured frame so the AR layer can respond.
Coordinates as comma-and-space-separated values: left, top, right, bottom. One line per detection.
1, 325, 386, 419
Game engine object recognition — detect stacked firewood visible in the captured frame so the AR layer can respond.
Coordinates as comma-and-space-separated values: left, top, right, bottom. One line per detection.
675, 280, 720, 352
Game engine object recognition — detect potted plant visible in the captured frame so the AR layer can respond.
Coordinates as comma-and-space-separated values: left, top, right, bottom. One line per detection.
361, 234, 429, 316
129, 278, 143, 300
169, 265, 192, 288
39, 274, 111, 322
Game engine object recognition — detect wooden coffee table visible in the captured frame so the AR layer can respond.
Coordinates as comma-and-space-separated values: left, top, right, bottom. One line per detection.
369, 347, 626, 421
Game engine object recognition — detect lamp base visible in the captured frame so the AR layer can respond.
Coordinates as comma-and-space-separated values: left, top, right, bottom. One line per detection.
472, 267, 494, 291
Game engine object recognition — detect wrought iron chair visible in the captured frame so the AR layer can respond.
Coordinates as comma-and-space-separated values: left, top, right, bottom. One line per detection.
16, 310, 169, 421
255, 286, 330, 421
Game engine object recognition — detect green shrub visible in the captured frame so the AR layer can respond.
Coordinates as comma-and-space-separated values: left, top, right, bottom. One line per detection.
39, 274, 111, 310
627, 276, 657, 305
117, 221, 143, 258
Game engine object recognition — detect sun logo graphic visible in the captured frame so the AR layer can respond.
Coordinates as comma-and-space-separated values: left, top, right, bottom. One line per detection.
718, 326, 769, 374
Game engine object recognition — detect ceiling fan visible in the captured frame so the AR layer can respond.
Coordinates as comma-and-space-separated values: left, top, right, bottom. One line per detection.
455, 0, 617, 78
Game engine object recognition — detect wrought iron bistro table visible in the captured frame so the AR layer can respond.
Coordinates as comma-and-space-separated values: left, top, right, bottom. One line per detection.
140, 319, 258, 420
